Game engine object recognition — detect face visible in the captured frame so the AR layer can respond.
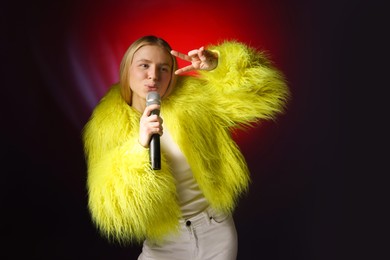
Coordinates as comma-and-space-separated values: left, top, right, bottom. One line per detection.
129, 44, 173, 109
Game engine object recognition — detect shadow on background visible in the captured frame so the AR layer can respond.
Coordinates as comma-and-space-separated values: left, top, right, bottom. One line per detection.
1, 0, 386, 259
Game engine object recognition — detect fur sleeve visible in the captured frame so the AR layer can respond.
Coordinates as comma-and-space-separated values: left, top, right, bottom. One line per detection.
82, 84, 180, 244
198, 41, 290, 128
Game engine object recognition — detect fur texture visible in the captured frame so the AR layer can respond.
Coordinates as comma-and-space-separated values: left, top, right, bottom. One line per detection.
82, 41, 290, 244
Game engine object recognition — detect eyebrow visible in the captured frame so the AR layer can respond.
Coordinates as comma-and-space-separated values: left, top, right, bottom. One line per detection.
135, 59, 171, 66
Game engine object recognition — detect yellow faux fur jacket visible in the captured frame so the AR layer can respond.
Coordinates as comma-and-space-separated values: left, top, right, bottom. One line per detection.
82, 41, 289, 244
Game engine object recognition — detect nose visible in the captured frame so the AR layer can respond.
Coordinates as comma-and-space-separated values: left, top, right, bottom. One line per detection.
148, 66, 159, 81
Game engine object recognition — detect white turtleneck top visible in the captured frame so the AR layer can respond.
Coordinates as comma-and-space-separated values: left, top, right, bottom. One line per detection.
160, 126, 209, 218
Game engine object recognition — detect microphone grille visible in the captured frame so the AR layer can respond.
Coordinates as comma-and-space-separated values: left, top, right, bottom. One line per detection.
146, 91, 161, 106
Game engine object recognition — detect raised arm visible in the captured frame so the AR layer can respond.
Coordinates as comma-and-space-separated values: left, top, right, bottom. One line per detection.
171, 46, 218, 75
196, 41, 290, 127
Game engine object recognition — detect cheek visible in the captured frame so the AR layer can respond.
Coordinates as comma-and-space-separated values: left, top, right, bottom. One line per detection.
157, 74, 171, 97
161, 74, 172, 89
129, 69, 144, 86
130, 68, 144, 79
163, 72, 172, 83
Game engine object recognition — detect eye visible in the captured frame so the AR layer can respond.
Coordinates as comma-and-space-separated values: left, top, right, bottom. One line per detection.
139, 64, 149, 69
160, 66, 170, 72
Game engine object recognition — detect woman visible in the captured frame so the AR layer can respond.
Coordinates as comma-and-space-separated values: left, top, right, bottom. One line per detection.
82, 35, 289, 259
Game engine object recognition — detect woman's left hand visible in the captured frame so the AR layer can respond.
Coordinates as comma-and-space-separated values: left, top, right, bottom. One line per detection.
171, 46, 218, 75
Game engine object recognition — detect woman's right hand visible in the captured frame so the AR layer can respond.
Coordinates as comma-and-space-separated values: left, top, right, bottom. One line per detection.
139, 104, 163, 148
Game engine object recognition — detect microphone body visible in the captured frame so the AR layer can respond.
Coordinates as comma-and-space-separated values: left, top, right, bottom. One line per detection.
146, 92, 161, 170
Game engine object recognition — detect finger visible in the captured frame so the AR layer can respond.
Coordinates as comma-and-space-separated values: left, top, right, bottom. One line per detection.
144, 104, 160, 116
197, 46, 205, 57
174, 65, 195, 75
187, 49, 200, 57
171, 50, 191, 62
148, 114, 159, 123
151, 126, 163, 136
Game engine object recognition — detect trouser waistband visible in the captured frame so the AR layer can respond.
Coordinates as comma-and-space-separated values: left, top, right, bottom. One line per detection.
179, 207, 220, 228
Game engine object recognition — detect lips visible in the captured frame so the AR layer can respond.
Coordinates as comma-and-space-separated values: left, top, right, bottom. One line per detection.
146, 84, 158, 92
147, 87, 157, 92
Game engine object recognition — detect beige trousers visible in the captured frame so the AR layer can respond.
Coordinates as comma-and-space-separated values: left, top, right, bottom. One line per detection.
138, 208, 238, 260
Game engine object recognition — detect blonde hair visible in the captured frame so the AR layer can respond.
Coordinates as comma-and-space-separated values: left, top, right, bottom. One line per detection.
119, 35, 178, 105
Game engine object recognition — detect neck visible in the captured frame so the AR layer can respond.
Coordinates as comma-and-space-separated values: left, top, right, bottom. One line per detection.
131, 96, 146, 113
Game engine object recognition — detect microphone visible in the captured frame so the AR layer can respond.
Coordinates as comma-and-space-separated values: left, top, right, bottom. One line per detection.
146, 91, 161, 170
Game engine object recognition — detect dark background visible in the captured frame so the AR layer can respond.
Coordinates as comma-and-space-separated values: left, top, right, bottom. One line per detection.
1, 0, 386, 259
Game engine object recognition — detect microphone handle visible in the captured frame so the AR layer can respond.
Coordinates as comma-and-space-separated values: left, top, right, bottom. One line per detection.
149, 134, 161, 170
149, 108, 161, 170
